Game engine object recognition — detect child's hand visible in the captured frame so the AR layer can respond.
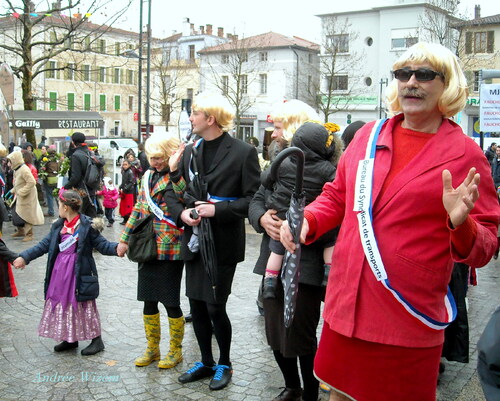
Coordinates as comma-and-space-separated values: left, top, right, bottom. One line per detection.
13, 257, 26, 270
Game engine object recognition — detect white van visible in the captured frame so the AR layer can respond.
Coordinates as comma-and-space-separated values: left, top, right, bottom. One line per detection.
97, 138, 139, 166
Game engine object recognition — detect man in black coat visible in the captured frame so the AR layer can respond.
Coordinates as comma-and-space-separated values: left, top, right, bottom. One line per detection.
64, 132, 97, 217
166, 93, 260, 391
485, 142, 497, 165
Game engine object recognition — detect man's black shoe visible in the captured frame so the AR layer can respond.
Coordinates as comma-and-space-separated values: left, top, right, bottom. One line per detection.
272, 387, 303, 401
178, 362, 214, 383
209, 364, 232, 390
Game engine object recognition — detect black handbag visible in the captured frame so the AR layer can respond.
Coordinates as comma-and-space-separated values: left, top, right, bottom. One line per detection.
127, 215, 157, 263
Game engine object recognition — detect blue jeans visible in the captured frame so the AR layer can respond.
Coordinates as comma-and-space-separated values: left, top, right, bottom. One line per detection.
42, 181, 55, 216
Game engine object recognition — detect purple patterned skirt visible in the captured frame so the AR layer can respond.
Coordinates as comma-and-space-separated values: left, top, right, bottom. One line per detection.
38, 233, 101, 342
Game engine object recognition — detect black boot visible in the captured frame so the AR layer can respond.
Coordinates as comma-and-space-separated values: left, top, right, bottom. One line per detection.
54, 341, 78, 352
262, 276, 278, 299
81, 336, 105, 356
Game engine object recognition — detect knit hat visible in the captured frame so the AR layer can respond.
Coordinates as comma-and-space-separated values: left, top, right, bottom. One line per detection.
72, 132, 86, 144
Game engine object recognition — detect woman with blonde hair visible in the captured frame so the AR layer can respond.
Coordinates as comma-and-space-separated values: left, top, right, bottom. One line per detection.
118, 132, 186, 369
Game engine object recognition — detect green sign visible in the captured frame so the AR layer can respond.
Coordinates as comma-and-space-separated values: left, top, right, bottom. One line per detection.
322, 95, 378, 105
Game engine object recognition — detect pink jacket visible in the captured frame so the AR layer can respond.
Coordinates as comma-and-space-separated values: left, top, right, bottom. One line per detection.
305, 114, 499, 348
96, 186, 119, 209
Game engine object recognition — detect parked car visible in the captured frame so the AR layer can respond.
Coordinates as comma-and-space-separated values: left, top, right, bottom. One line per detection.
97, 138, 138, 166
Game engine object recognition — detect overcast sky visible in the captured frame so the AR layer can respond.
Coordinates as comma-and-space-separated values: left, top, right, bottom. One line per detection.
102, 0, 498, 43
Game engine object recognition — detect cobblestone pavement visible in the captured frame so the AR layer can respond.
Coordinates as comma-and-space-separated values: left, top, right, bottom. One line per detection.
0, 216, 498, 401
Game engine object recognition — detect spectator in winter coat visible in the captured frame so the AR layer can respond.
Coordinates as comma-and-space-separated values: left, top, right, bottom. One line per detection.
96, 177, 119, 227
485, 143, 497, 164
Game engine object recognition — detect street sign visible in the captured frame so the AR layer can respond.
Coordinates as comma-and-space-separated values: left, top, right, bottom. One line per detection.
480, 84, 500, 132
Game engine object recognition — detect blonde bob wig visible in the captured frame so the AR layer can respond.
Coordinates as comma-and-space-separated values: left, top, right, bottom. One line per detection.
385, 42, 468, 119
270, 100, 320, 142
145, 132, 180, 163
192, 92, 235, 132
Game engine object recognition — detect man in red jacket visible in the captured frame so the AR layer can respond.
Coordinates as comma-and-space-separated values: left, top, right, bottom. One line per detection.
281, 42, 500, 401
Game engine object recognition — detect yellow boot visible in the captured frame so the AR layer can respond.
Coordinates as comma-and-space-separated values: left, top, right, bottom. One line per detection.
158, 316, 185, 369
11, 227, 25, 238
135, 313, 161, 367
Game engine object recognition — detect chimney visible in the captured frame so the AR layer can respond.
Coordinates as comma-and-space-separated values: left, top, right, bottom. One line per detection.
217, 27, 224, 37
200, 25, 205, 34
190, 23, 195, 35
233, 34, 238, 41
182, 18, 191, 36
206, 24, 213, 35
474, 4, 481, 19
227, 33, 233, 40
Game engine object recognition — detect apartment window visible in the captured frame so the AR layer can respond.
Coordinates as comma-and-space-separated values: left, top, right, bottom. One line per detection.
127, 69, 134, 85
84, 93, 91, 111
115, 42, 121, 56
221, 54, 229, 64
222, 76, 229, 95
49, 92, 57, 111
46, 61, 56, 79
98, 66, 106, 83
465, 31, 495, 54
189, 45, 195, 62
260, 52, 268, 62
65, 63, 75, 80
473, 71, 480, 92
241, 52, 248, 63
329, 75, 348, 91
84, 37, 91, 50
98, 39, 106, 54
187, 88, 194, 99
329, 34, 349, 53
308, 53, 313, 63
114, 95, 121, 111
82, 64, 90, 81
99, 94, 106, 111
308, 75, 312, 92
259, 74, 267, 94
128, 95, 134, 112
114, 68, 121, 84
241, 74, 248, 94
67, 92, 75, 110
164, 75, 172, 89
391, 28, 418, 49
64, 35, 74, 49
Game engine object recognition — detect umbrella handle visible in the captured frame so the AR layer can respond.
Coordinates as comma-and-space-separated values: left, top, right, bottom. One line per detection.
270, 147, 305, 194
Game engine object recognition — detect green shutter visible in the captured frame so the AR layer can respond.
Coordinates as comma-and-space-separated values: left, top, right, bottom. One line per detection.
465, 31, 472, 54
100, 94, 106, 111
49, 92, 57, 111
67, 93, 75, 110
487, 31, 494, 53
84, 94, 91, 111
114, 95, 120, 111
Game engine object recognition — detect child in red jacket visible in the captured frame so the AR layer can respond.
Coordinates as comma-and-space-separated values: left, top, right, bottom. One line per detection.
96, 177, 119, 227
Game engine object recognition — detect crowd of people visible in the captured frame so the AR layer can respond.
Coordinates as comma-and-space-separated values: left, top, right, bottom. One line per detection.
0, 41, 499, 401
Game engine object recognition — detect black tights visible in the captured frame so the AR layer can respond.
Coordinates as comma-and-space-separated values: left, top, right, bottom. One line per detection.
143, 301, 182, 319
273, 350, 318, 401
189, 298, 232, 366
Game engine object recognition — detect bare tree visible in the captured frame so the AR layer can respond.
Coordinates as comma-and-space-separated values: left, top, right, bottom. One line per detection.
149, 45, 193, 129
0, 0, 132, 144
200, 34, 269, 139
418, 0, 463, 49
313, 16, 365, 123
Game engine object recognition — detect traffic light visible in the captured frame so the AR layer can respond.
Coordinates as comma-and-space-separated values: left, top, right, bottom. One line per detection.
347, 114, 352, 124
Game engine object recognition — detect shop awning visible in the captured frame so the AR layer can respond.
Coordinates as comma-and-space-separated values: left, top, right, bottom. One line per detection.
9, 110, 104, 130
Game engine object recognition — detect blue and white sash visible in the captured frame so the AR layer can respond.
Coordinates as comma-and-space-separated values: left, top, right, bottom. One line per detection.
59, 229, 79, 252
143, 170, 183, 232
353, 119, 456, 330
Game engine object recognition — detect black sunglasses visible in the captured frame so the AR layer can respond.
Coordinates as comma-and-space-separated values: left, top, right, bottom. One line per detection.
393, 68, 444, 82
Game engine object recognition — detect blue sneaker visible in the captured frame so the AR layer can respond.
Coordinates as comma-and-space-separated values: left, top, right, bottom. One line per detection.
209, 364, 232, 390
178, 362, 214, 383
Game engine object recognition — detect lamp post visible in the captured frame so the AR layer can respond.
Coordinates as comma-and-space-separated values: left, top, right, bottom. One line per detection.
145, 0, 152, 139
137, 0, 143, 143
378, 78, 388, 119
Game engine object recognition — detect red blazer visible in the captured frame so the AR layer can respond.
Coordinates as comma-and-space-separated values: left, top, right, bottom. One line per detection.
305, 114, 499, 348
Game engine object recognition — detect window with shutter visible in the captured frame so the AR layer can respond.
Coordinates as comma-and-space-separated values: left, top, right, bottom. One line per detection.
465, 32, 472, 54
487, 31, 494, 53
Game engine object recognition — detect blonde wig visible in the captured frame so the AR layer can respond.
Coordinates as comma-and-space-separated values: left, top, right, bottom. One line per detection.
192, 92, 235, 132
0, 143, 7, 158
145, 132, 180, 163
270, 100, 320, 142
385, 42, 468, 118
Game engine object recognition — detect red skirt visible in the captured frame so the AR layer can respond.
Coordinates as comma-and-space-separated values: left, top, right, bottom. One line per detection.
314, 322, 442, 401
119, 193, 135, 217
0, 262, 18, 298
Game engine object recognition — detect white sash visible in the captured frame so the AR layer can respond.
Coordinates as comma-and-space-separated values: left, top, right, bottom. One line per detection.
354, 119, 456, 330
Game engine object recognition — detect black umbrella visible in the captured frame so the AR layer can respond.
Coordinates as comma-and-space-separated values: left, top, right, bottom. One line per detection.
270, 147, 305, 328
185, 146, 218, 300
